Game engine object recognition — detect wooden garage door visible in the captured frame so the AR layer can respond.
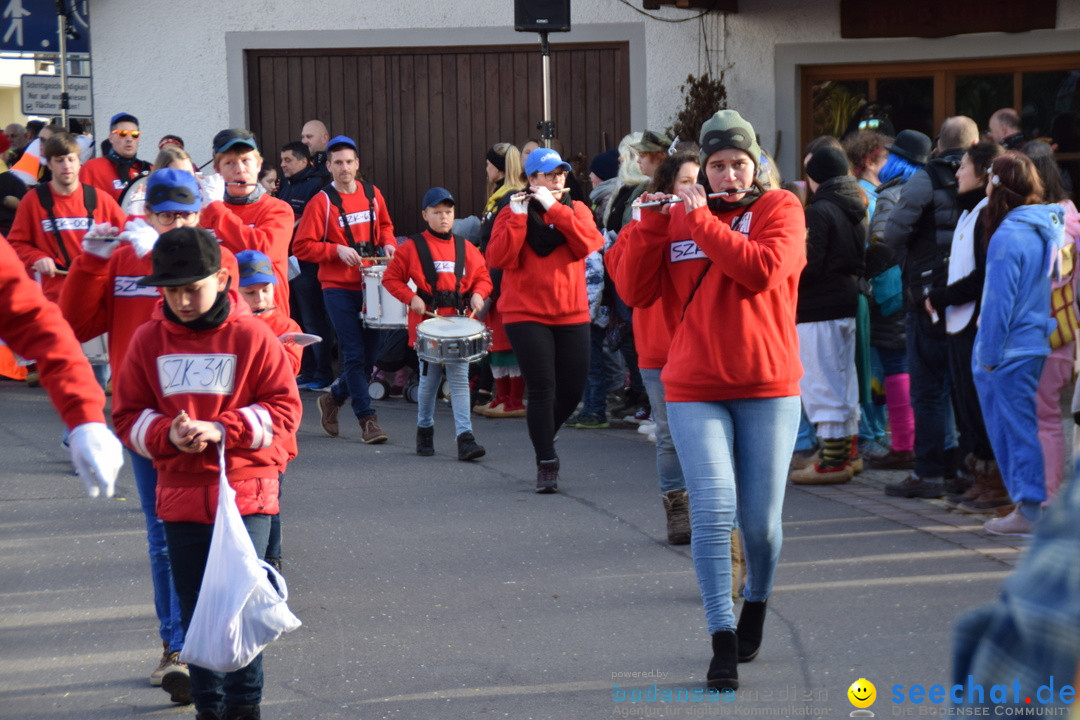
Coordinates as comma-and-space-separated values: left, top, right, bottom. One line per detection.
246, 43, 631, 236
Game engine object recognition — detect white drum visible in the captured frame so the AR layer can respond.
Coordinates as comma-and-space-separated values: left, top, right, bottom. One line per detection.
415, 316, 490, 364
81, 333, 109, 366
361, 265, 410, 329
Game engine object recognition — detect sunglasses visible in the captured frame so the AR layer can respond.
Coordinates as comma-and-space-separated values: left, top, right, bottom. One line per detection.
112, 129, 141, 138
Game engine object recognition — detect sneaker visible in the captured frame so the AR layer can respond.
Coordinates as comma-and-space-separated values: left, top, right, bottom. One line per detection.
317, 392, 343, 437
869, 449, 916, 470
360, 415, 388, 444
149, 642, 172, 686
536, 459, 559, 494
884, 473, 945, 498
160, 660, 192, 704
300, 380, 332, 392
571, 413, 609, 429
637, 421, 656, 436
633, 406, 652, 424
983, 506, 1034, 538
789, 461, 854, 485
457, 432, 486, 461
858, 439, 891, 461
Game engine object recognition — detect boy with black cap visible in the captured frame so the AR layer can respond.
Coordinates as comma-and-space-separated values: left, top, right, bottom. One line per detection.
79, 112, 152, 201
112, 226, 301, 720
383, 187, 492, 460
61, 167, 241, 703
200, 128, 295, 309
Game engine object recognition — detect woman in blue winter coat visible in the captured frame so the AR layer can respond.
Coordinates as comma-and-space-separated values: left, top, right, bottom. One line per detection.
973, 151, 1065, 538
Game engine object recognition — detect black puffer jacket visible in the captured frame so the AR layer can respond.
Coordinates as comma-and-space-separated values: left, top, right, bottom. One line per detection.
867, 177, 907, 350
797, 174, 867, 323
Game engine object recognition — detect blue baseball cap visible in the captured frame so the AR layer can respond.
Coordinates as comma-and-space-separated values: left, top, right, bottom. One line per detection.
525, 148, 572, 176
145, 168, 203, 213
235, 249, 276, 286
110, 112, 138, 128
326, 135, 357, 154
421, 187, 455, 209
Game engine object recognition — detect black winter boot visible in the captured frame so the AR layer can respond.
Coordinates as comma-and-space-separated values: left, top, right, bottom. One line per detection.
707, 630, 739, 690
195, 711, 222, 720
416, 426, 434, 456
223, 706, 260, 720
736, 599, 767, 662
457, 432, 486, 461
536, 458, 559, 494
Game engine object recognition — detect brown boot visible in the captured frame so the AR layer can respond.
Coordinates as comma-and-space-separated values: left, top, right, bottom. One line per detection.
943, 457, 988, 509
661, 489, 691, 545
956, 460, 1012, 513
317, 392, 344, 437
359, 414, 388, 444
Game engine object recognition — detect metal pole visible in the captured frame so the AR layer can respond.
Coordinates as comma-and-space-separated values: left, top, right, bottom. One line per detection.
56, 2, 69, 127
539, 32, 554, 148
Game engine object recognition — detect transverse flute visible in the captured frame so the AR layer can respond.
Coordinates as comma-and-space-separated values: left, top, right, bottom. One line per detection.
510, 187, 572, 202
633, 188, 755, 208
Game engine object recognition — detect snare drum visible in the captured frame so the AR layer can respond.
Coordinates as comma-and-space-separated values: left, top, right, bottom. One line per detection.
361, 265, 410, 328
415, 316, 490, 364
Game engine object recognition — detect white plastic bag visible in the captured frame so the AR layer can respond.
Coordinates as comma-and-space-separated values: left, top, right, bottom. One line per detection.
179, 443, 301, 673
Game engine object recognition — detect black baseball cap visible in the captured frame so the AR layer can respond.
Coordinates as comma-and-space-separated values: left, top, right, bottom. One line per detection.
212, 128, 258, 155
139, 227, 222, 287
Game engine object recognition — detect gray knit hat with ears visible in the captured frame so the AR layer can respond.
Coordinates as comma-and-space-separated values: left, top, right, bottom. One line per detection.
698, 109, 762, 170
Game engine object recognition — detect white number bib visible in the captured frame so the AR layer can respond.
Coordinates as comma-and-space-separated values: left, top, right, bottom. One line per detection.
157, 354, 237, 397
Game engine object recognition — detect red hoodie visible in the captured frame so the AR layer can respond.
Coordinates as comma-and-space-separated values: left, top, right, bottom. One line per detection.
112, 292, 302, 523
200, 195, 294, 307
0, 237, 105, 429
382, 230, 493, 346
485, 200, 604, 325
620, 191, 806, 402
292, 184, 397, 291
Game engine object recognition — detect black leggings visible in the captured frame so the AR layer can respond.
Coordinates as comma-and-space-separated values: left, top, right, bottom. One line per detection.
504, 322, 590, 462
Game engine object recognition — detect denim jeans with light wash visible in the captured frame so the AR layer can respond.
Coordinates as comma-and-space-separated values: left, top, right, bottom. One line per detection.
859, 348, 888, 446
668, 396, 801, 634
129, 451, 184, 652
794, 404, 818, 452
417, 360, 473, 436
322, 288, 380, 419
640, 368, 684, 494
164, 514, 271, 714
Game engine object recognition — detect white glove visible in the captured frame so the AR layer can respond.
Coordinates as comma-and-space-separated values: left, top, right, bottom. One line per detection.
118, 218, 159, 259
200, 173, 226, 204
81, 222, 122, 259
533, 186, 557, 211
68, 422, 124, 499
509, 193, 528, 215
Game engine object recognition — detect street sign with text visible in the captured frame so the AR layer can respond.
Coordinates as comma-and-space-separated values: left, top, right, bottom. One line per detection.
20, 74, 92, 116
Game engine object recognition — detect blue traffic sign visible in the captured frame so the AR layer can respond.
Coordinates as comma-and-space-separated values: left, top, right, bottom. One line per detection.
0, 0, 89, 54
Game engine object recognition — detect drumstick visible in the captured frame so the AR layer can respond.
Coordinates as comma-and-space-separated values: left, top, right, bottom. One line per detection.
633, 188, 755, 208
423, 311, 453, 321
510, 187, 572, 203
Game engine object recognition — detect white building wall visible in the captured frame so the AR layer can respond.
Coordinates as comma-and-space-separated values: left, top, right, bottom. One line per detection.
89, 0, 715, 164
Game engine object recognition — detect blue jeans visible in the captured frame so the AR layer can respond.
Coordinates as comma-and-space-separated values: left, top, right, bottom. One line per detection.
640, 368, 684, 493
859, 348, 888, 445
266, 473, 284, 561
417, 360, 473, 436
668, 396, 800, 634
794, 404, 818, 452
579, 324, 609, 419
322, 288, 380, 419
906, 312, 956, 479
164, 515, 271, 714
129, 451, 184, 652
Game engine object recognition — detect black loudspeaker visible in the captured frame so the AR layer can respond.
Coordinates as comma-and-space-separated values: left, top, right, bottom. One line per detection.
514, 0, 571, 33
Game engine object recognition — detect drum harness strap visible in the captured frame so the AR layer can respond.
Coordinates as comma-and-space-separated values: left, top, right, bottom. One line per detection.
322, 182, 378, 256
35, 183, 98, 272
411, 232, 466, 375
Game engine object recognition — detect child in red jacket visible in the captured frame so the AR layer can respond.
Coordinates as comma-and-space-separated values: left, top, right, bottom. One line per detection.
112, 227, 301, 720
383, 187, 492, 460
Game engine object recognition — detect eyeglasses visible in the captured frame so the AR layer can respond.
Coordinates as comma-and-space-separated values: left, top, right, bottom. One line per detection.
112, 129, 141, 138
542, 170, 568, 180
149, 210, 196, 224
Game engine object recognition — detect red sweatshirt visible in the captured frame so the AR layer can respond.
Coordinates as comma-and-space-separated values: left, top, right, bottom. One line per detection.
79, 157, 140, 202
59, 242, 240, 381
200, 195, 294, 307
257, 308, 304, 375
382, 230, 493, 346
112, 293, 302, 523
622, 191, 807, 402
0, 237, 105, 429
292, 184, 397, 291
7, 184, 127, 301
485, 200, 604, 325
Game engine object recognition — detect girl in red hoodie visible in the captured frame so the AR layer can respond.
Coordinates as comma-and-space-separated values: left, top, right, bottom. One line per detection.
486, 149, 605, 493
621, 111, 806, 691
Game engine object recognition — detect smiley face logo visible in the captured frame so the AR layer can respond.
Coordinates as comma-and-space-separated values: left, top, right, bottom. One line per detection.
848, 678, 876, 709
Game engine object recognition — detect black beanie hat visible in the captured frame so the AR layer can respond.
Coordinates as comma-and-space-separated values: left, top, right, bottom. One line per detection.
589, 150, 619, 182
806, 146, 851, 183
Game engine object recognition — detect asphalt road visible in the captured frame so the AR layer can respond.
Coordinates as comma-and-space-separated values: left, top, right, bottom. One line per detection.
0, 381, 1026, 719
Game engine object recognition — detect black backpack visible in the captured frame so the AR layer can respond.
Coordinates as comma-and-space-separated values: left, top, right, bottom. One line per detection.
35, 183, 97, 271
